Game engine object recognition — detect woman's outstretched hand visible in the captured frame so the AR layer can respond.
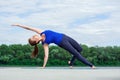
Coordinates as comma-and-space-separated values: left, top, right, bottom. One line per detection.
11, 24, 43, 34
11, 24, 21, 26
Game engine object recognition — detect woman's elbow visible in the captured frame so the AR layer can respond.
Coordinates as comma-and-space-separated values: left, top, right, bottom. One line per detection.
44, 55, 48, 58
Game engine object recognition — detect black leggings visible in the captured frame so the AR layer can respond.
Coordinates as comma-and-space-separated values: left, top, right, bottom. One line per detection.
58, 34, 93, 67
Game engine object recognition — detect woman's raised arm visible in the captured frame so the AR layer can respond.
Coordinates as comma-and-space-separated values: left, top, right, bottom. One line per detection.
12, 24, 43, 34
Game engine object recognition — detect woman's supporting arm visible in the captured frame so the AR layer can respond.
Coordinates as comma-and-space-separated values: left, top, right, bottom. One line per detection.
42, 43, 49, 68
12, 24, 43, 34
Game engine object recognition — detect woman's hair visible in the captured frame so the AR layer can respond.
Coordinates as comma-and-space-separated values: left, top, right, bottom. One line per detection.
28, 38, 39, 58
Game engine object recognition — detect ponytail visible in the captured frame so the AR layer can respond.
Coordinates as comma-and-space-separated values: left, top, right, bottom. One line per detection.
31, 44, 38, 58
28, 37, 40, 58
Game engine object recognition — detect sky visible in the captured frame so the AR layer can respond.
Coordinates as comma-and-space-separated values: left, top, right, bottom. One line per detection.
0, 0, 120, 46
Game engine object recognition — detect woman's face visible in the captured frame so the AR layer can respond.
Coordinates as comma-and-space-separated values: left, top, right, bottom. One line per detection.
30, 35, 39, 43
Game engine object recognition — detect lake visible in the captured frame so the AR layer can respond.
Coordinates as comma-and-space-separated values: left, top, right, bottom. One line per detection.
0, 67, 120, 80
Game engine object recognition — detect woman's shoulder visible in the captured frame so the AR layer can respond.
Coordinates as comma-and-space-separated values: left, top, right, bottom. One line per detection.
42, 30, 52, 32
40, 30, 52, 35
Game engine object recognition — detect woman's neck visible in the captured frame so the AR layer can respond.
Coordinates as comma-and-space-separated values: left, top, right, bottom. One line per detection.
41, 34, 45, 42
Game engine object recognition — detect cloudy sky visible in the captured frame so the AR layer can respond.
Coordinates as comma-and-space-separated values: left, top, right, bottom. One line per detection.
0, 0, 120, 46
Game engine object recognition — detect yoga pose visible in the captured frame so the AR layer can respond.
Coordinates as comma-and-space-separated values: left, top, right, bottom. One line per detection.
12, 24, 95, 69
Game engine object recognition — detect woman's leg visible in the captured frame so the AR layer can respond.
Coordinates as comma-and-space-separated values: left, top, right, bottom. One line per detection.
59, 35, 93, 67
68, 36, 83, 66
69, 55, 76, 66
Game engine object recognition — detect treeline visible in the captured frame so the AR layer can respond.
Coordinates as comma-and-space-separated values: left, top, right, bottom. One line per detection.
0, 44, 120, 66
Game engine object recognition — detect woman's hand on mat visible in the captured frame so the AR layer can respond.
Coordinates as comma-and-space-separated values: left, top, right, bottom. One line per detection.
41, 66, 45, 69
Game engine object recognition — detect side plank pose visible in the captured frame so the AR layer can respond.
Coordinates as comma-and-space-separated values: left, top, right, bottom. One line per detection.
12, 24, 95, 69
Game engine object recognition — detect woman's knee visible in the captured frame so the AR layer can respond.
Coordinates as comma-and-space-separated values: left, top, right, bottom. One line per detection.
77, 47, 82, 52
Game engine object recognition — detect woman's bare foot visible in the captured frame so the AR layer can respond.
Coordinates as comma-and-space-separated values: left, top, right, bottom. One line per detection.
68, 61, 73, 69
91, 65, 96, 69
69, 66, 73, 69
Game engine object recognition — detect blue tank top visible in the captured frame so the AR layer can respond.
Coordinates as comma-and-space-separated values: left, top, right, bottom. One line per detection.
40, 30, 63, 45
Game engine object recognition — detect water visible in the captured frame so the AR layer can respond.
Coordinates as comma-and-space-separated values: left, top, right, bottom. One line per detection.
0, 67, 120, 80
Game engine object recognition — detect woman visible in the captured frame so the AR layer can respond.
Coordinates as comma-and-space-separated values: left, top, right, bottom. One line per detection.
12, 24, 95, 69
